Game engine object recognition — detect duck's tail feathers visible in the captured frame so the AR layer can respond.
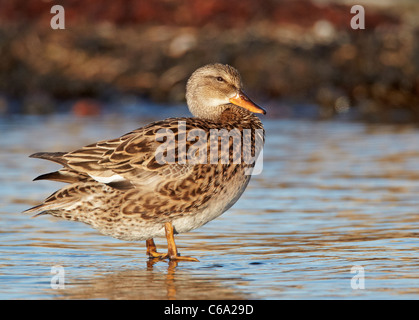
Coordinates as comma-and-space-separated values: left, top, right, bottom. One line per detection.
29, 152, 68, 166
33, 169, 89, 184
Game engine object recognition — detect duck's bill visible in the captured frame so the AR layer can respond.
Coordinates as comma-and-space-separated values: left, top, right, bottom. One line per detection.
229, 91, 266, 115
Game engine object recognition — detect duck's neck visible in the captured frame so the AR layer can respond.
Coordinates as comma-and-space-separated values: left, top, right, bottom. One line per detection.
188, 102, 263, 129
188, 102, 230, 121
218, 105, 264, 130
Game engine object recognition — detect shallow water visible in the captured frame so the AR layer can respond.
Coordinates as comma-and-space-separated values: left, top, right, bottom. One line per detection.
1, 109, 419, 299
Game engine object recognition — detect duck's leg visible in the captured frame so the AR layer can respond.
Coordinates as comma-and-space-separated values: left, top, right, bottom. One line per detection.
146, 238, 168, 259
164, 222, 199, 262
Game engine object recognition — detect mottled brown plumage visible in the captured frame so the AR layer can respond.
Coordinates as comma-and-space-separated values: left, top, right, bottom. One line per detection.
26, 63, 265, 262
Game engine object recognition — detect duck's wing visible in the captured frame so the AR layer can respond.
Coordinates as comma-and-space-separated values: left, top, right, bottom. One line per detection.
31, 119, 195, 191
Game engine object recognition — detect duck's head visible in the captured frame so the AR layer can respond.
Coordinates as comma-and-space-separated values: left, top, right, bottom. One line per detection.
186, 63, 266, 120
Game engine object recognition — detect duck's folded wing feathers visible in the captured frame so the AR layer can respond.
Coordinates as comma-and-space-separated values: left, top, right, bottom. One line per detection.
62, 125, 193, 190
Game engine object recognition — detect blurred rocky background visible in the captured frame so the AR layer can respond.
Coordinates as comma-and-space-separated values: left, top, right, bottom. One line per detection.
0, 0, 418, 122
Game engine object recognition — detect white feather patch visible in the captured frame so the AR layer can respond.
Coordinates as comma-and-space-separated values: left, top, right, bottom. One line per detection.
89, 174, 125, 184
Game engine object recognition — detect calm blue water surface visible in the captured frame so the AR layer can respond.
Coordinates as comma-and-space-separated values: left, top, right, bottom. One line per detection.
1, 107, 419, 299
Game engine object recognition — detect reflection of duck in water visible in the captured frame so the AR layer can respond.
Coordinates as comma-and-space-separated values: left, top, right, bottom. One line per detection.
55, 261, 248, 299
26, 64, 266, 262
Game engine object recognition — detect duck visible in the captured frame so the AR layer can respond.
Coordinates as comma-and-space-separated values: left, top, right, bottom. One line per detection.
25, 63, 266, 262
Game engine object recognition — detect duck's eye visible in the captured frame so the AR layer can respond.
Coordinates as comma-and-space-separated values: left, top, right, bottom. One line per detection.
216, 77, 224, 82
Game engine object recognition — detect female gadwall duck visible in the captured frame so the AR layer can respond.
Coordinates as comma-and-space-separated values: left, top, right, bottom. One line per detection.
26, 63, 266, 262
